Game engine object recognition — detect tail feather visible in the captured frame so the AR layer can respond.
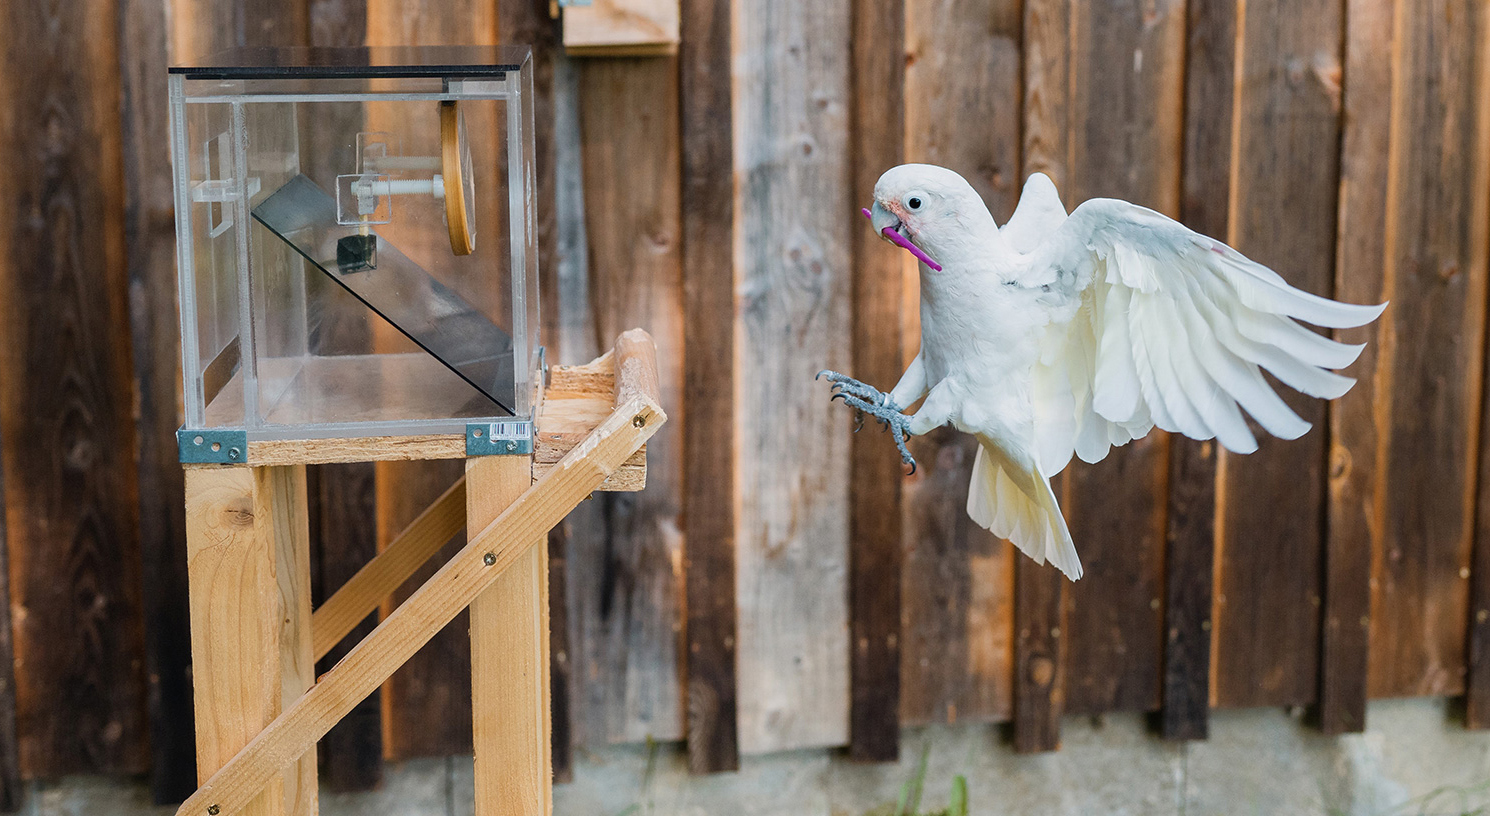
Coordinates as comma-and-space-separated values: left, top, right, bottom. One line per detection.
968, 441, 1083, 580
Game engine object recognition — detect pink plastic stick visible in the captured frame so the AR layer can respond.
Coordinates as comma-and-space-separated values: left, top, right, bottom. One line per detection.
862, 207, 942, 271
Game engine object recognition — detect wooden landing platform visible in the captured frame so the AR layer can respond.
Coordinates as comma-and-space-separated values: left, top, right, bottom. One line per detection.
192, 350, 647, 491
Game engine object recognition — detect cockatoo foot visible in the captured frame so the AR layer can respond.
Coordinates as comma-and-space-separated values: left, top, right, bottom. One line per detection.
816, 370, 918, 474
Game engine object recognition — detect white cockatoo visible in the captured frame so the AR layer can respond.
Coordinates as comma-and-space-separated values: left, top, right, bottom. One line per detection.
820, 164, 1384, 581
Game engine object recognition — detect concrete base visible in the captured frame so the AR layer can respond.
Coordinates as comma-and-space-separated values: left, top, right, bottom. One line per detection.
17, 699, 1490, 815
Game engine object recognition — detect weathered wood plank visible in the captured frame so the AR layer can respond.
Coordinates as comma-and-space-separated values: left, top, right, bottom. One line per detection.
1212, 0, 1342, 709
1163, 0, 1235, 739
1161, 441, 1216, 740
735, 0, 853, 755
1013, 556, 1063, 753
679, 0, 739, 773
1060, 0, 1184, 718
1370, 0, 1489, 700
118, 0, 196, 799
1320, 0, 1391, 735
847, 0, 906, 762
0, 433, 20, 811
898, 0, 1019, 731
574, 56, 686, 745
0, 0, 151, 778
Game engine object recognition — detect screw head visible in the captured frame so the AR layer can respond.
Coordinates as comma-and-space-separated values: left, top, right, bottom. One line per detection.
228, 447, 241, 460
483, 552, 496, 566
504, 439, 517, 452
208, 805, 221, 815
632, 415, 646, 428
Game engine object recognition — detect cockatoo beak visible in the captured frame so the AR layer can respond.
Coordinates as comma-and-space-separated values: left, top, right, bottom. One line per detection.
862, 200, 943, 271
868, 200, 902, 238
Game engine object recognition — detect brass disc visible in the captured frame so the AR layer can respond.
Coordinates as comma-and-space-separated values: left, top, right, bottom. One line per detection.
440, 100, 476, 255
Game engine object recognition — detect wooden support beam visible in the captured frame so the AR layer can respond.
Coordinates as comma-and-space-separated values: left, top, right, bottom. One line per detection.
185, 466, 316, 816
175, 391, 664, 816
311, 476, 467, 661
470, 455, 550, 816
680, 0, 740, 774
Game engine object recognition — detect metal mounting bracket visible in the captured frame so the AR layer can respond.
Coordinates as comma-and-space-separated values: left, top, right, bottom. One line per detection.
466, 419, 534, 456
178, 428, 248, 464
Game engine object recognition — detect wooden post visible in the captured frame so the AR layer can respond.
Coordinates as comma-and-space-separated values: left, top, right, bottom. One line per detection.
184, 465, 316, 816
469, 456, 551, 816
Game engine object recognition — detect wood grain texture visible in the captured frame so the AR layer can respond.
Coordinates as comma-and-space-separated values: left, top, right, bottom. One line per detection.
564, 0, 680, 55
469, 456, 551, 816
1013, 557, 1064, 753
897, 0, 1019, 732
1212, 0, 1343, 709
0, 0, 151, 778
0, 434, 20, 811
1321, 0, 1391, 735
575, 57, 686, 745
1161, 441, 1216, 740
176, 396, 664, 816
679, 0, 739, 774
184, 466, 316, 816
899, 429, 1012, 726
118, 0, 196, 799
365, 0, 495, 759
1059, 0, 1184, 718
1369, 0, 1489, 700
847, 0, 905, 762
735, 0, 853, 755
1165, 0, 1235, 738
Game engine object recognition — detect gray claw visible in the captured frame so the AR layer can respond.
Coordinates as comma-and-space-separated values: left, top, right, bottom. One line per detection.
840, 394, 917, 474
819, 370, 918, 474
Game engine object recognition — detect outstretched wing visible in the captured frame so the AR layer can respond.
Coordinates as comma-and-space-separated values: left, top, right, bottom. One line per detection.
1019, 198, 1385, 475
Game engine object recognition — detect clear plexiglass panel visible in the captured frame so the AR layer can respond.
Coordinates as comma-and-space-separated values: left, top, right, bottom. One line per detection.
169, 46, 538, 440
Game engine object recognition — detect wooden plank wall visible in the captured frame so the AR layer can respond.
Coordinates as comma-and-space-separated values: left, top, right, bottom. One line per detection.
0, 0, 1488, 804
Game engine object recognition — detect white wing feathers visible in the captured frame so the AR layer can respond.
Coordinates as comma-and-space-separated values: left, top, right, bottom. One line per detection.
1000, 172, 1068, 251
1024, 198, 1385, 476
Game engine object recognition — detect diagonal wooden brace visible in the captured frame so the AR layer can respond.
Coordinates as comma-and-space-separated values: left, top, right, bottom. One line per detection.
176, 386, 665, 816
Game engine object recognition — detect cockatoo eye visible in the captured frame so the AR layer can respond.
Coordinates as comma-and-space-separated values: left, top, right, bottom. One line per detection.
906, 196, 923, 211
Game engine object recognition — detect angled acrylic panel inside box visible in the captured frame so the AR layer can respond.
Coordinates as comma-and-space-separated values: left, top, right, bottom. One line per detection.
168, 45, 540, 453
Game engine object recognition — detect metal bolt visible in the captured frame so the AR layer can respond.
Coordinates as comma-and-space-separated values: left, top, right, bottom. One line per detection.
632, 415, 646, 428
208, 806, 221, 815
228, 447, 241, 461
504, 439, 517, 452
483, 552, 496, 566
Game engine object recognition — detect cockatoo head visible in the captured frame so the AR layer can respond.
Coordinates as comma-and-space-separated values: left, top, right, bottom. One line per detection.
868, 164, 992, 270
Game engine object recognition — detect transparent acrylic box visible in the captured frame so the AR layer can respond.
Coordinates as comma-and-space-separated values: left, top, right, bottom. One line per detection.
169, 46, 539, 450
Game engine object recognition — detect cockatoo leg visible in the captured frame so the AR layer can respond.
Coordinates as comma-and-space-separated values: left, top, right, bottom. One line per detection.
816, 370, 918, 473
